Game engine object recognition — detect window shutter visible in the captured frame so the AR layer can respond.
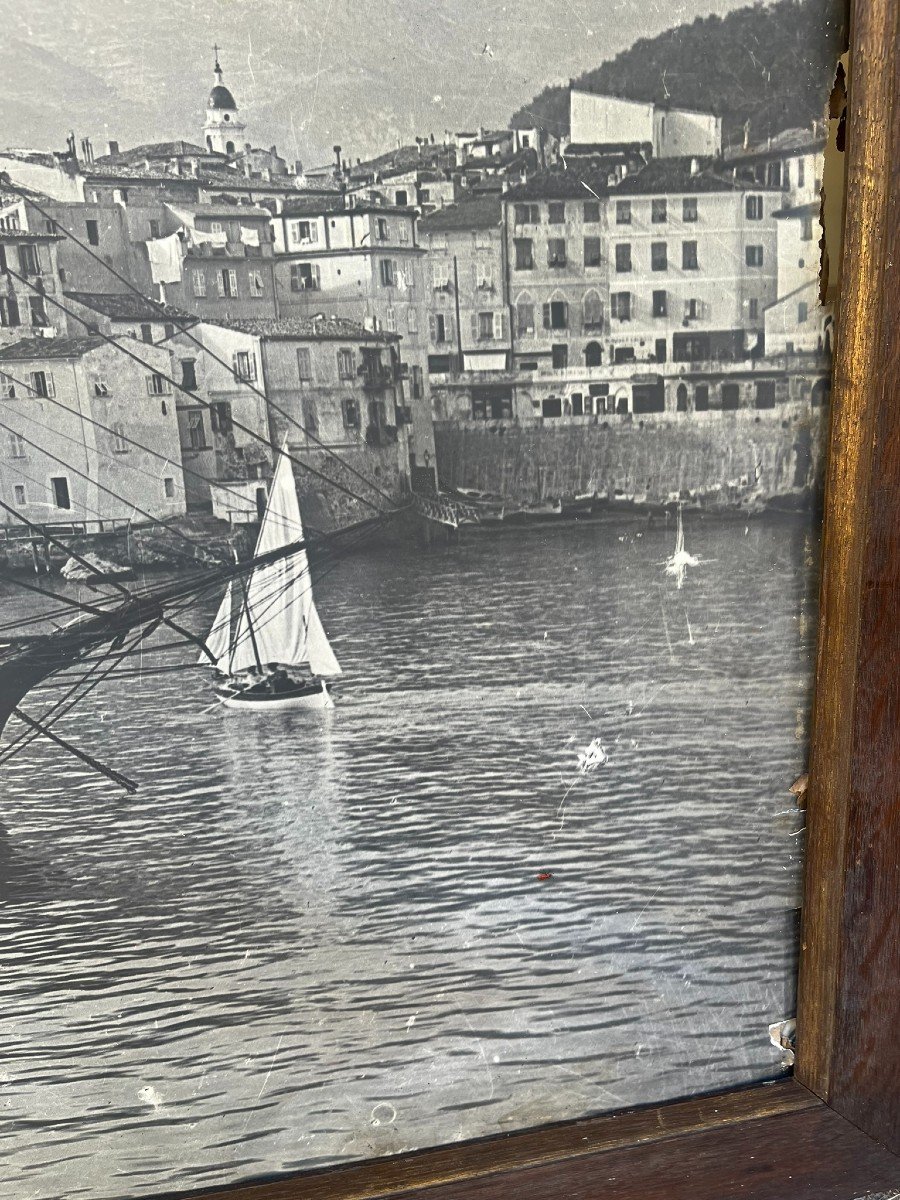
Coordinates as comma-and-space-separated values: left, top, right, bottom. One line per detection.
471, 312, 479, 341
447, 314, 456, 342
228, 269, 238, 296
46, 373, 55, 399
429, 313, 436, 341
543, 303, 551, 329
8, 297, 19, 327
493, 312, 504, 341
217, 271, 226, 297
562, 301, 569, 328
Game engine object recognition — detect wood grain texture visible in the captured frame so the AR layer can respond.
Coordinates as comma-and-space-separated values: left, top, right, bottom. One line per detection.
160, 1084, 899, 1200
796, 0, 900, 1153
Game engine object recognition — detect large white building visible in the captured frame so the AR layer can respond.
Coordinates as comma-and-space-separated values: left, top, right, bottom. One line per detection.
568, 90, 721, 159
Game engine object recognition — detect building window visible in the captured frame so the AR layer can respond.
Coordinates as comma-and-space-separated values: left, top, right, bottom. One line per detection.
682, 241, 699, 269
146, 372, 171, 395
583, 201, 601, 223
432, 261, 451, 289
801, 216, 814, 241
290, 262, 320, 291
611, 292, 631, 321
51, 476, 71, 509
652, 199, 667, 223
407, 306, 418, 334
0, 297, 21, 327
745, 195, 764, 220
163, 323, 175, 340
395, 190, 408, 207
86, 220, 100, 246
209, 402, 232, 435
583, 290, 603, 330
547, 238, 567, 267
149, 220, 160, 238
180, 359, 197, 390
18, 245, 40, 275
249, 271, 265, 296
548, 202, 565, 224
652, 289, 667, 317
13, 483, 26, 505
29, 371, 55, 398
745, 244, 764, 267
92, 376, 110, 397
297, 348, 312, 382
342, 397, 360, 429
651, 242, 667, 271
218, 268, 238, 298
798, 301, 809, 323
584, 341, 602, 367
755, 380, 777, 408
551, 344, 568, 370
112, 423, 129, 453
191, 269, 206, 297
385, 306, 397, 332
616, 200, 631, 225
476, 311, 494, 340
337, 348, 356, 379
514, 238, 534, 270
8, 433, 25, 458
615, 244, 632, 273
163, 477, 175, 498
722, 382, 740, 410
411, 365, 423, 399
376, 217, 389, 241
140, 323, 153, 343
513, 203, 539, 225
432, 312, 450, 343
292, 220, 318, 245
379, 258, 396, 287
797, 158, 806, 187
543, 299, 568, 330
695, 384, 709, 411
28, 296, 49, 327
515, 295, 535, 336
419, 189, 431, 204
583, 237, 602, 267
684, 298, 701, 320
748, 298, 759, 320
187, 411, 205, 450
233, 351, 257, 382
682, 198, 698, 223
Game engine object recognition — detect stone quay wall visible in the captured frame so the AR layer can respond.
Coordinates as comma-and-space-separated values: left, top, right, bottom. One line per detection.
434, 405, 825, 509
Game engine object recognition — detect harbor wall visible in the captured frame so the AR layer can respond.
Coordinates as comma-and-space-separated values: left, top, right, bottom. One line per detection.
434, 404, 825, 508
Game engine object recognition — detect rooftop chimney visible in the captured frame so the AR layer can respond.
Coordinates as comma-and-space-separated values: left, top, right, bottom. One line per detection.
333, 144, 342, 173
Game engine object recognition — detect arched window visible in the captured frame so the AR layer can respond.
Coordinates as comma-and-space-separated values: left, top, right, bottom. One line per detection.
584, 341, 603, 367
583, 289, 603, 331
676, 383, 689, 412
225, 140, 235, 155
515, 291, 535, 337
543, 290, 568, 331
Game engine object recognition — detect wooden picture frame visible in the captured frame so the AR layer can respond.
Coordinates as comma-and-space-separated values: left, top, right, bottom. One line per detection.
119, 1, 896, 1196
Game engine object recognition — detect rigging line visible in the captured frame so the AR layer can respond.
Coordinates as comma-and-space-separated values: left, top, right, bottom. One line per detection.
10, 706, 138, 792
0, 414, 220, 567
0, 571, 113, 619
0, 632, 140, 764
5, 265, 393, 515
7, 183, 401, 509
0, 364, 297, 528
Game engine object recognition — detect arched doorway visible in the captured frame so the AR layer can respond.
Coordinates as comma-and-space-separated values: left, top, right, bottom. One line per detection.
584, 341, 603, 367
676, 383, 689, 412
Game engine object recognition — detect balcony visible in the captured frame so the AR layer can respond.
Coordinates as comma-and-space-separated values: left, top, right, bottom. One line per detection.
360, 364, 395, 391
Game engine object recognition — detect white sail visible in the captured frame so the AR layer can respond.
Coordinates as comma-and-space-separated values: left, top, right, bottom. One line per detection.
202, 580, 234, 668
228, 450, 342, 677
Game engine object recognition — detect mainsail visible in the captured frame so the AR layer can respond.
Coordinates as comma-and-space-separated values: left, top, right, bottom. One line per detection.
205, 452, 341, 677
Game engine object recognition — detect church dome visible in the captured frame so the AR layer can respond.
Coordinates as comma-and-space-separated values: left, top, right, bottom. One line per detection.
208, 83, 237, 110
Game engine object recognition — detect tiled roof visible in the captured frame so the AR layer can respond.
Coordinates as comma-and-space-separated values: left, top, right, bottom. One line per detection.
503, 167, 612, 201
95, 141, 216, 164
168, 202, 271, 219
200, 315, 400, 343
280, 198, 412, 219
64, 291, 198, 323
419, 196, 501, 232
725, 127, 826, 162
612, 157, 782, 195
348, 143, 456, 181
0, 336, 108, 360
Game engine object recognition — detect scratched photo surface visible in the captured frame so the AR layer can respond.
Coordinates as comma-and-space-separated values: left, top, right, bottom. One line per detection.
0, 1, 841, 1197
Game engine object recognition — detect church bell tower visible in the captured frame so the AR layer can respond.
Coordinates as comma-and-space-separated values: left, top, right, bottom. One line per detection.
203, 49, 246, 156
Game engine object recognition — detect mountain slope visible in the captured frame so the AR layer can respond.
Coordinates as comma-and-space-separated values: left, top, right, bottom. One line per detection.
510, 0, 845, 146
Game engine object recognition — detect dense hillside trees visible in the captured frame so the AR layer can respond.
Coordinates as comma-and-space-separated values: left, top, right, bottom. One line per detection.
510, 0, 844, 147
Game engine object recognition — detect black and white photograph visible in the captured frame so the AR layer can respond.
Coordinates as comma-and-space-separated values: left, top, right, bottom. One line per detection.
0, 1, 842, 1196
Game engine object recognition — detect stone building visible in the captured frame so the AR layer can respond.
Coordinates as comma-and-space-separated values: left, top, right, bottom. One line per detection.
0, 222, 64, 345
0, 336, 186, 525
270, 199, 435, 470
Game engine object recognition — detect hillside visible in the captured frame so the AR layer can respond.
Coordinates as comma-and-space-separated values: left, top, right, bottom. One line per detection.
510, 0, 845, 147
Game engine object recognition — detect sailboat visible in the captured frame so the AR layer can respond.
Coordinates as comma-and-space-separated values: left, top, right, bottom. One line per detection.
663, 505, 700, 590
202, 448, 342, 710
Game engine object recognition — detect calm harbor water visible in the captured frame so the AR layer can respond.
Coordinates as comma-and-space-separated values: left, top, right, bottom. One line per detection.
0, 513, 816, 1200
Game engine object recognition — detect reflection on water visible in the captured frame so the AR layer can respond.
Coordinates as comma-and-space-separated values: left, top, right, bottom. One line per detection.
0, 514, 815, 1200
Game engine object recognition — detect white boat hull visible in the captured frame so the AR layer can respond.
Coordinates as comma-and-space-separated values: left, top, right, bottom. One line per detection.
218, 682, 334, 711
